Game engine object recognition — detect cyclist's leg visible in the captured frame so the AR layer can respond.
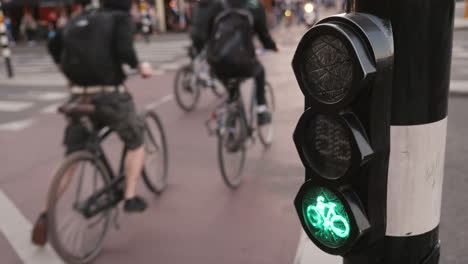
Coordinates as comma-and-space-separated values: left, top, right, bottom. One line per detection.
253, 62, 271, 125
254, 62, 267, 105
94, 93, 147, 213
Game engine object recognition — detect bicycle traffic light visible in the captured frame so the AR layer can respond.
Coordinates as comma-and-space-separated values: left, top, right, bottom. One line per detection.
292, 13, 394, 255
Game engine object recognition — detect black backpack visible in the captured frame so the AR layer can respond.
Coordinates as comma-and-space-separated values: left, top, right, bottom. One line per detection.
61, 9, 112, 86
207, 0, 256, 79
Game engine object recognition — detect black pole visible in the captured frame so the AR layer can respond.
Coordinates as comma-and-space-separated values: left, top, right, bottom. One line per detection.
344, 0, 454, 263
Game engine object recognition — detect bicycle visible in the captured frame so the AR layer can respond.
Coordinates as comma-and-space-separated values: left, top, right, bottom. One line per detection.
206, 79, 275, 189
306, 196, 350, 238
174, 47, 224, 112
46, 98, 168, 264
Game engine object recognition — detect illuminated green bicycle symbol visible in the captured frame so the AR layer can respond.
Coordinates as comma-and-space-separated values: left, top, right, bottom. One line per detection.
306, 196, 350, 239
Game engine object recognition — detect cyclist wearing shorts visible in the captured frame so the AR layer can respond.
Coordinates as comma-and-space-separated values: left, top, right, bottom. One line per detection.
31, 0, 153, 246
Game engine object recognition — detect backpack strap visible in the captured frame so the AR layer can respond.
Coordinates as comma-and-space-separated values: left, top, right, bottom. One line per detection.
214, 0, 254, 26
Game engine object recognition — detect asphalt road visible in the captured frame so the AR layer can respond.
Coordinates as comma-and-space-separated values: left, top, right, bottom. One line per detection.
0, 26, 309, 264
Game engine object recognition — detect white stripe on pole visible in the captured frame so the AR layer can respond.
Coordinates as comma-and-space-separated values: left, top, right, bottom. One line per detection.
2, 48, 10, 57
0, 24, 5, 32
1, 35, 8, 45
386, 118, 447, 236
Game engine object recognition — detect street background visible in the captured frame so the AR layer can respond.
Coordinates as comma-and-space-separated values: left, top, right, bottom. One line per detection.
0, 3, 467, 264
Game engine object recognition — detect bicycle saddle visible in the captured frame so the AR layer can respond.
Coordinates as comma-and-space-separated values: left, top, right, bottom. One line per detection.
58, 96, 96, 117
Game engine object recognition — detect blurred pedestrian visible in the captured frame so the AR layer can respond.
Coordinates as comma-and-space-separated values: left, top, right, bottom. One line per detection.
57, 9, 68, 28
20, 12, 37, 45
4, 16, 15, 44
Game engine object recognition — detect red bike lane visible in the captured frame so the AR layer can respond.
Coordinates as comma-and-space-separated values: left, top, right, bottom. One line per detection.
0, 43, 306, 264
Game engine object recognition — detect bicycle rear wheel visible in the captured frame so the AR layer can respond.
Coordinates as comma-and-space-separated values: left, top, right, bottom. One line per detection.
174, 65, 201, 112
47, 151, 112, 264
142, 110, 169, 194
258, 82, 275, 147
217, 111, 246, 189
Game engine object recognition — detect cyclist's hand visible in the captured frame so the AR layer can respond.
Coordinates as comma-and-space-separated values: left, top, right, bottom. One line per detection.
139, 62, 153, 78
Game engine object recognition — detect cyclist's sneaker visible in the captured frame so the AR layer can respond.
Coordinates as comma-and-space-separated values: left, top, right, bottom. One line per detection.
32, 213, 48, 246
124, 196, 147, 213
257, 105, 272, 126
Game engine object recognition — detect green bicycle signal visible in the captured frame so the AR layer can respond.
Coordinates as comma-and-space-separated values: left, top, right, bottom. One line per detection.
302, 187, 351, 248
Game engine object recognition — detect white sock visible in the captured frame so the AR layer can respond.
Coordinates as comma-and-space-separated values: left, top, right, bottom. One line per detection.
257, 105, 267, 113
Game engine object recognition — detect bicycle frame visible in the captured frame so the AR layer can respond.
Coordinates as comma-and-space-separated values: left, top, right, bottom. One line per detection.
74, 120, 128, 219
232, 80, 258, 140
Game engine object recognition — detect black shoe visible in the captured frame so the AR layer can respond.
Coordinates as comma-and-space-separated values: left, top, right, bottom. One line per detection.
124, 196, 147, 213
32, 213, 48, 246
258, 111, 272, 126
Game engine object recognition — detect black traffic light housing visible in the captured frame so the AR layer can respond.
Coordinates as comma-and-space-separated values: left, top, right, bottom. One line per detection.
292, 13, 394, 256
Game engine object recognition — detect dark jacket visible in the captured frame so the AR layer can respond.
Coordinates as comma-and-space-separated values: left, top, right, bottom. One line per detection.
48, 8, 139, 86
191, 0, 277, 51
190, 0, 220, 51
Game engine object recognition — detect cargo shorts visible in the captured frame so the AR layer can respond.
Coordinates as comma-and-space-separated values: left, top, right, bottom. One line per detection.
63, 92, 144, 155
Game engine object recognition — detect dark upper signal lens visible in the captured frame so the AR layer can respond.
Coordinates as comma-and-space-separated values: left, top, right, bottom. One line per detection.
301, 35, 354, 104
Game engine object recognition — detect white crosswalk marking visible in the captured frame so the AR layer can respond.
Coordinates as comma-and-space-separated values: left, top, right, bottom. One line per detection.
0, 119, 35, 131
0, 190, 64, 264
452, 45, 468, 59
0, 101, 34, 112
41, 103, 61, 114
36, 92, 68, 101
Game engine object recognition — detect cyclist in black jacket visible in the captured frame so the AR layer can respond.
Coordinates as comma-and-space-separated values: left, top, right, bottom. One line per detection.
31, 0, 153, 247
191, 0, 278, 125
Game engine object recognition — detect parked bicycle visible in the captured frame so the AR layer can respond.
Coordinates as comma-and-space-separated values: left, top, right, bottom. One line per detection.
46, 98, 168, 264
206, 79, 275, 189
174, 47, 224, 112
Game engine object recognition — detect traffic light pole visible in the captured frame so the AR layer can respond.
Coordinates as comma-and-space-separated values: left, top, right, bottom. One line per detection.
344, 0, 454, 263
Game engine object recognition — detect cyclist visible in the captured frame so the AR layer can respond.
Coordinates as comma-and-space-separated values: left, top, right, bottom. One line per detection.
31, 0, 153, 246
190, 0, 219, 55
201, 0, 279, 125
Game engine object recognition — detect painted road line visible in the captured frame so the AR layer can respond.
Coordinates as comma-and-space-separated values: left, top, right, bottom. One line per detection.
160, 63, 182, 71
293, 231, 340, 264
452, 46, 468, 59
145, 94, 174, 110
41, 103, 61, 114
450, 80, 468, 94
36, 92, 68, 101
0, 101, 34, 112
0, 190, 64, 264
0, 119, 35, 131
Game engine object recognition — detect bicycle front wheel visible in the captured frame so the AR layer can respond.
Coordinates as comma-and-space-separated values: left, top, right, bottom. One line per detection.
258, 82, 275, 147
47, 151, 112, 264
217, 111, 246, 189
174, 65, 201, 112
142, 110, 169, 194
